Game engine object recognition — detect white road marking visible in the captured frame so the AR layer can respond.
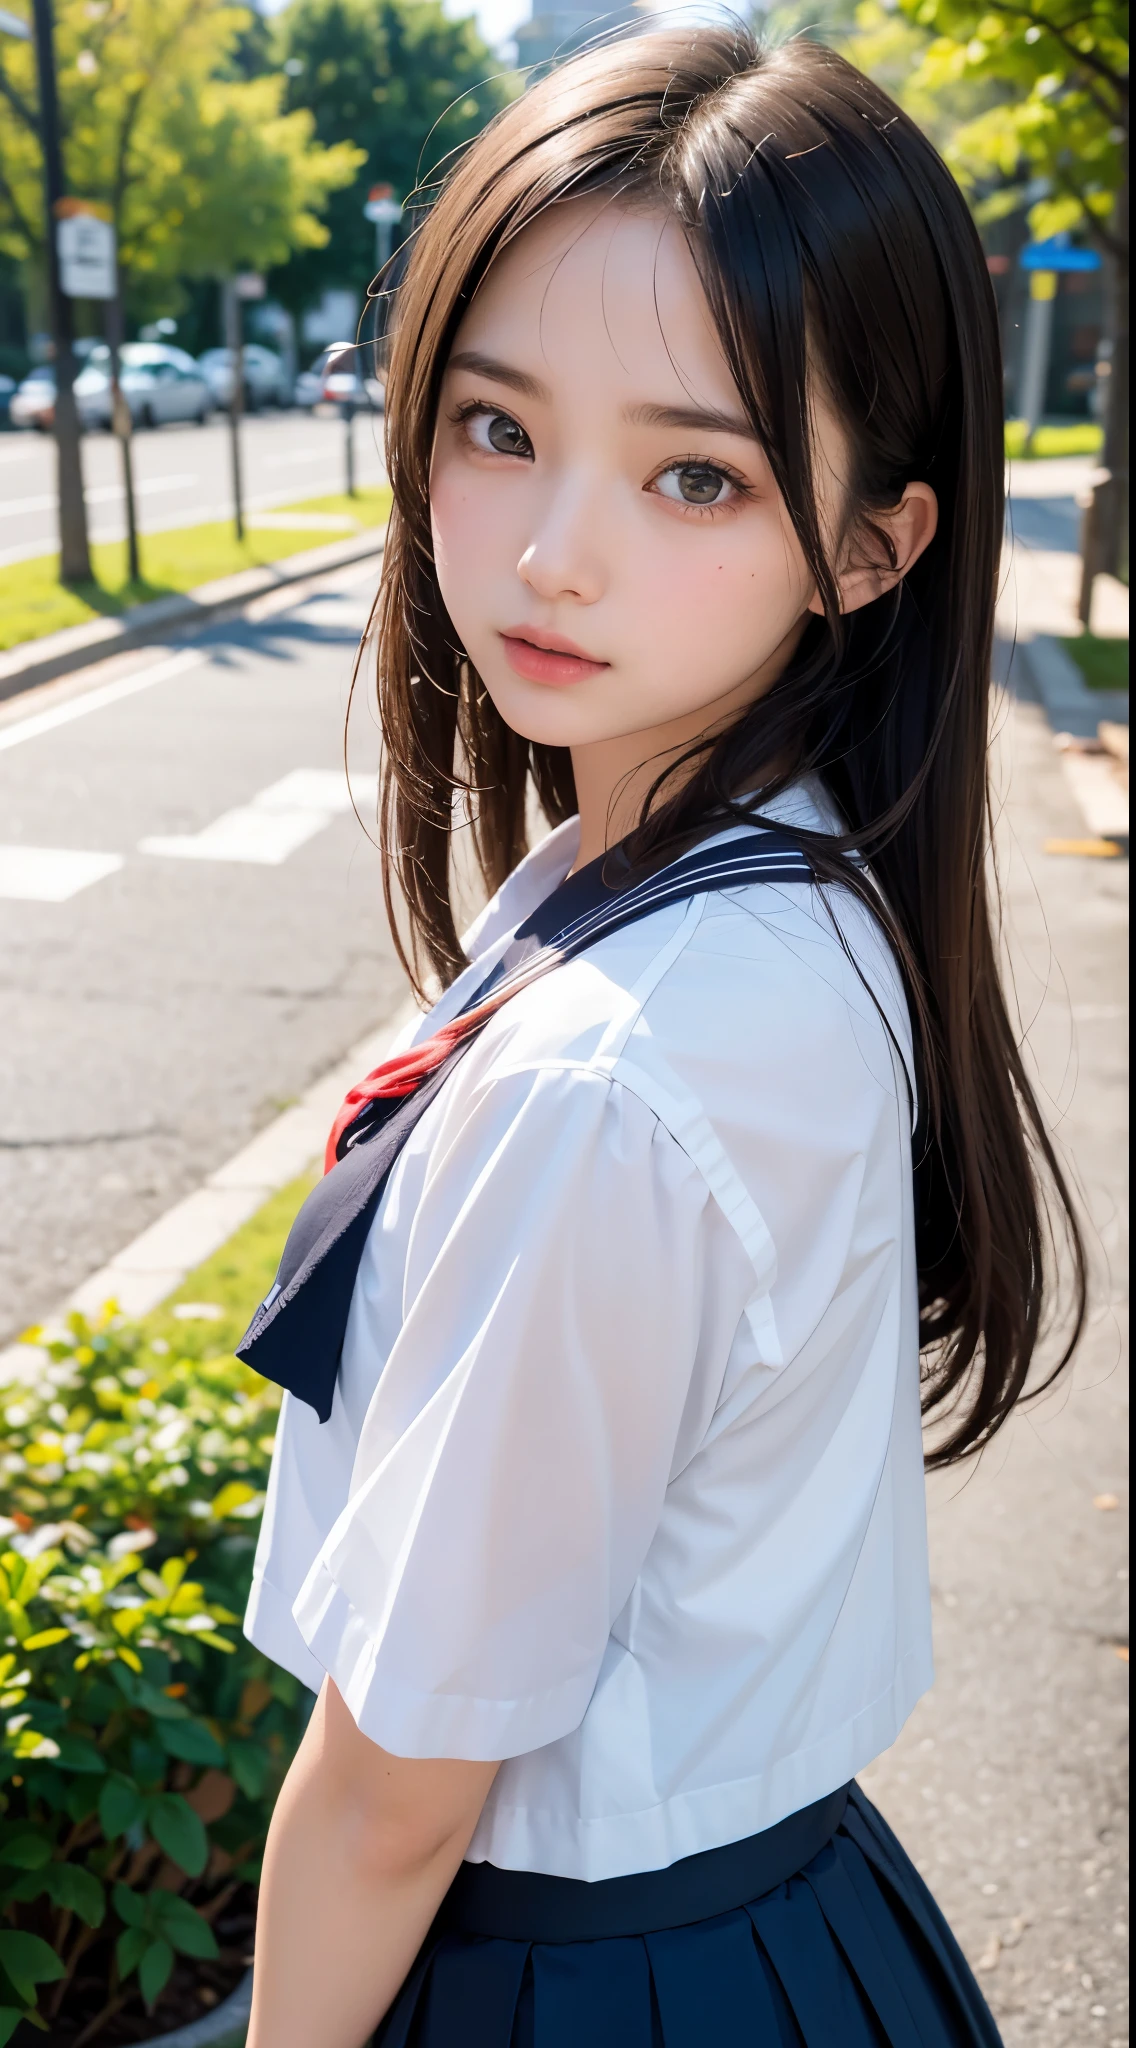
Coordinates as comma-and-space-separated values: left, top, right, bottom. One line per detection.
0, 474, 198, 519
0, 845, 124, 901
0, 649, 204, 755
138, 767, 375, 866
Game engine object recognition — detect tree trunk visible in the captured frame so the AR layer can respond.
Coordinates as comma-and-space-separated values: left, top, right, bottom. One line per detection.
1079, 163, 1129, 621
31, 0, 92, 587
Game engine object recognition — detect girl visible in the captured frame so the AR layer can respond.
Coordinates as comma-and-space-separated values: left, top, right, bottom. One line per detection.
240, 27, 1084, 2048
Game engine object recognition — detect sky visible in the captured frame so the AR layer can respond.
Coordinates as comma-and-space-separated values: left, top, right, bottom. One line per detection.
256, 0, 531, 54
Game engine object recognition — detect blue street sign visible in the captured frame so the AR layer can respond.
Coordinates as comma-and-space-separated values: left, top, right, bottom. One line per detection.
1020, 235, 1102, 273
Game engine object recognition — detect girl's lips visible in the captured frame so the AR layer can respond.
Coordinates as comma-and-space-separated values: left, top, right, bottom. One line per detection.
500, 632, 609, 686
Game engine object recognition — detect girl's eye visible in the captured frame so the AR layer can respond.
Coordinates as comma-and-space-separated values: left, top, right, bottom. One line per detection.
463, 406, 533, 459
653, 462, 736, 508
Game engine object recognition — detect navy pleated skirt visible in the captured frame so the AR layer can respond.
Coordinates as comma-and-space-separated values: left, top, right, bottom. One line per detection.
375, 1785, 1003, 2048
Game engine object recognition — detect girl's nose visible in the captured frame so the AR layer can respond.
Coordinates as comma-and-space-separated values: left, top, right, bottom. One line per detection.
517, 474, 606, 606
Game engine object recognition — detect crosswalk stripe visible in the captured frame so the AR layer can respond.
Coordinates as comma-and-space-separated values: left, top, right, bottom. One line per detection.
138, 769, 377, 867
0, 845, 124, 902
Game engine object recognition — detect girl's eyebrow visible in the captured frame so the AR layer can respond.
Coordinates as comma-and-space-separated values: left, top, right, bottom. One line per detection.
447, 349, 550, 401
626, 400, 758, 440
446, 352, 758, 443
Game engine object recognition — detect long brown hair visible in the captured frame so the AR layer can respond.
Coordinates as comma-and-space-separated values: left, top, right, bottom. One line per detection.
364, 25, 1086, 1464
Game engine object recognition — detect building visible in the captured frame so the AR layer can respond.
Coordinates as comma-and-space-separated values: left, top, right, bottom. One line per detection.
514, 0, 647, 78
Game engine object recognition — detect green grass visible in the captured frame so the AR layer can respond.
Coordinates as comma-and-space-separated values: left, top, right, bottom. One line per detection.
1004, 419, 1104, 461
134, 1169, 318, 1364
0, 486, 391, 651
1059, 633, 1130, 693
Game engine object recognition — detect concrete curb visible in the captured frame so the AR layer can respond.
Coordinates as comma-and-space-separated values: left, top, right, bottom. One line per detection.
0, 528, 386, 704
134, 1970, 252, 2048
1019, 633, 1128, 741
0, 999, 418, 1386
1017, 635, 1129, 844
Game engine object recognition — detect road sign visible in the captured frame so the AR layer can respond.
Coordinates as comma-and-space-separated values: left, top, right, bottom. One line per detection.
56, 208, 115, 300
1020, 236, 1102, 274
364, 182, 401, 227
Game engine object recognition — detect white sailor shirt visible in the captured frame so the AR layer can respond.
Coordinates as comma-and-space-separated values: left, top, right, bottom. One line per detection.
245, 775, 934, 1882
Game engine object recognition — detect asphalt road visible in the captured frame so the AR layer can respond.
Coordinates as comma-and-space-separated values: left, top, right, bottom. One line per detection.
0, 556, 406, 1341
0, 408, 387, 567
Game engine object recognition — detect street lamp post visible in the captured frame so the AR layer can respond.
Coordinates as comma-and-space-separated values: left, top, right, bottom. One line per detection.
30, 0, 91, 584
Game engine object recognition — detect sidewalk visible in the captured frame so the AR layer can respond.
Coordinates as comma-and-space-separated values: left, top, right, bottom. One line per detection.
863, 467, 1129, 2046
997, 460, 1129, 836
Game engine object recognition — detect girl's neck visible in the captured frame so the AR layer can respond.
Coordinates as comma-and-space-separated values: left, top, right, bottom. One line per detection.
568, 622, 807, 870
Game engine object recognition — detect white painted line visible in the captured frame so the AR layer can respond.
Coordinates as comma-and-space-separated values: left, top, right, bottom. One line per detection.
0, 845, 124, 901
139, 768, 376, 866
1, 474, 197, 519
141, 807, 329, 865
256, 769, 373, 814
0, 648, 204, 755
1060, 754, 1130, 840
0, 999, 418, 1382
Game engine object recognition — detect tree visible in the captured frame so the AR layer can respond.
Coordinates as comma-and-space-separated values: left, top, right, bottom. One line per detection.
272, 0, 515, 320
0, 0, 363, 322
893, 0, 1128, 594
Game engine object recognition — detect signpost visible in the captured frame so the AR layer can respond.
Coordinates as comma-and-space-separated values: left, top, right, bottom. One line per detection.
364, 183, 402, 276
53, 200, 141, 585
223, 275, 263, 541
322, 342, 361, 498
1016, 235, 1103, 436
56, 207, 115, 299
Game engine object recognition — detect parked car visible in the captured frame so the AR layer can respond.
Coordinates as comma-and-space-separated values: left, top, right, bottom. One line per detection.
0, 373, 16, 426
197, 344, 290, 411
10, 345, 210, 431
76, 343, 211, 429
9, 365, 59, 430
293, 345, 383, 413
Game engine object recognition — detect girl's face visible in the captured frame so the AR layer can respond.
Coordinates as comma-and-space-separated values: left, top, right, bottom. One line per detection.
430, 200, 840, 760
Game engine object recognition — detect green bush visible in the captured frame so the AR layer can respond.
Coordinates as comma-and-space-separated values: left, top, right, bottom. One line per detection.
0, 1310, 304, 2044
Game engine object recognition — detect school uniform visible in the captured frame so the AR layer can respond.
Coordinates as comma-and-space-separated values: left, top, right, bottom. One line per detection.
243, 777, 1004, 2046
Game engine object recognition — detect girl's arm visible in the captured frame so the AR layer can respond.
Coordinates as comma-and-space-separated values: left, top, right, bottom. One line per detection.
247, 1679, 499, 2048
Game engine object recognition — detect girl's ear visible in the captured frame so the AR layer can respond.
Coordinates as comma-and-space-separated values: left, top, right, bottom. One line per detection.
807, 482, 939, 617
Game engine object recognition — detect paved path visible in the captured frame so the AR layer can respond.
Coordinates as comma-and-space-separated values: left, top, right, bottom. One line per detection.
0, 410, 386, 567
863, 459, 1129, 2047
863, 686, 1129, 2046
0, 558, 406, 1341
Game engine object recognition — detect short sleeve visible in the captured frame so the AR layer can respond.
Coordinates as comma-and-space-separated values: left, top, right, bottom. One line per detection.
288, 1063, 756, 1760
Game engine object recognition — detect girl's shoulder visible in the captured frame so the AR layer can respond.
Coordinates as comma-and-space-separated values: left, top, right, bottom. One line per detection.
455, 851, 914, 1141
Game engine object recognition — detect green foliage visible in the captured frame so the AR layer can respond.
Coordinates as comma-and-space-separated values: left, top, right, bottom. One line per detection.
1005, 417, 1105, 455
889, 0, 1127, 251
272, 0, 516, 309
0, 0, 363, 291
0, 1310, 306, 2038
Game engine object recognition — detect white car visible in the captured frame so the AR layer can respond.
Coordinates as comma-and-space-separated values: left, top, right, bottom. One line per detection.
197, 344, 290, 411
11, 345, 210, 431
77, 344, 211, 429
9, 365, 58, 430
293, 346, 383, 414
